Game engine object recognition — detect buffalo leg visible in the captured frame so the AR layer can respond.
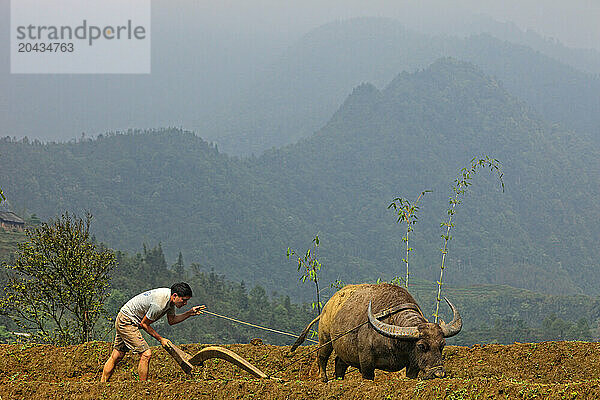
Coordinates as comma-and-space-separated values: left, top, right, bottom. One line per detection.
358, 355, 375, 380
406, 366, 419, 379
334, 356, 349, 380
317, 341, 333, 382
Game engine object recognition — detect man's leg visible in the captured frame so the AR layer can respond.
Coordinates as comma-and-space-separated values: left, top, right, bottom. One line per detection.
138, 348, 152, 381
101, 348, 125, 382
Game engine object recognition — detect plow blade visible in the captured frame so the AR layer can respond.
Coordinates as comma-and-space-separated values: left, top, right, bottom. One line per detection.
189, 346, 269, 379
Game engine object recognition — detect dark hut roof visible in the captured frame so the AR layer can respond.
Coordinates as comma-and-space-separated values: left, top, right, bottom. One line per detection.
0, 211, 25, 224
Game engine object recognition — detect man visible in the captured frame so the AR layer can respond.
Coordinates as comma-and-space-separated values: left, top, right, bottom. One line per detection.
101, 282, 206, 382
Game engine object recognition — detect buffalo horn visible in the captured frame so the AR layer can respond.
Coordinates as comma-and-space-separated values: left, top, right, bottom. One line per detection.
439, 297, 463, 338
367, 301, 421, 340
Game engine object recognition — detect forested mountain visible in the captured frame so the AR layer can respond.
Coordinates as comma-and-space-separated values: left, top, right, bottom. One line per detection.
1, 59, 599, 302
253, 58, 600, 296
208, 18, 600, 154
447, 34, 600, 138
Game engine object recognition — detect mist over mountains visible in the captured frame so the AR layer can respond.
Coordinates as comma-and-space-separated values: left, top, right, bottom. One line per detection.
209, 18, 600, 154
2, 59, 599, 301
2, 15, 600, 156
425, 14, 600, 75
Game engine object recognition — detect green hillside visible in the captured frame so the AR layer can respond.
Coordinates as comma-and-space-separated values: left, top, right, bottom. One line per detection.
108, 249, 600, 346
1, 59, 599, 303
1, 226, 597, 345
0, 230, 25, 264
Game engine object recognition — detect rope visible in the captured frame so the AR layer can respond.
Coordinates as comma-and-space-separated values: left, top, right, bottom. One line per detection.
202, 310, 319, 344
275, 319, 369, 375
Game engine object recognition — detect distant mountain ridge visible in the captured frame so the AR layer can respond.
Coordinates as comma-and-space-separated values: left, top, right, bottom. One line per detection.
207, 18, 600, 154
1, 59, 599, 300
2, 16, 599, 158
444, 14, 600, 75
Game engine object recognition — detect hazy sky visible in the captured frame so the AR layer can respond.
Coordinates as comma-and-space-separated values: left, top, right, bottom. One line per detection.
1, 0, 599, 145
166, 0, 600, 51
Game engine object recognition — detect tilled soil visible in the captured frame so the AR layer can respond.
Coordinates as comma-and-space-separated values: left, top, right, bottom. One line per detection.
0, 341, 599, 399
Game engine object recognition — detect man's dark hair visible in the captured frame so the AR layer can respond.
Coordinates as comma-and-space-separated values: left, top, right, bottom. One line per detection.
171, 282, 193, 297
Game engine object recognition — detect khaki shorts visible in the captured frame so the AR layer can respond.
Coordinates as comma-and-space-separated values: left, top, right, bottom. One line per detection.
113, 312, 150, 354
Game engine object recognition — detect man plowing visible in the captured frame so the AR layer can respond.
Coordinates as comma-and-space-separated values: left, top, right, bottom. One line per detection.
101, 282, 205, 382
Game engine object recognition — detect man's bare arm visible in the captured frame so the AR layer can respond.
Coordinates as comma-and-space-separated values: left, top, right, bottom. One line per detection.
167, 305, 206, 326
139, 316, 170, 347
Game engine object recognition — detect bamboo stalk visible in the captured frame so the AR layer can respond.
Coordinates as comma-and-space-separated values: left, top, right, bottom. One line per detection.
434, 156, 503, 323
405, 229, 410, 288
435, 201, 456, 323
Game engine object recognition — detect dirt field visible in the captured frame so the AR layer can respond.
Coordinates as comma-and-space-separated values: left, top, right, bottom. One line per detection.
1, 340, 599, 399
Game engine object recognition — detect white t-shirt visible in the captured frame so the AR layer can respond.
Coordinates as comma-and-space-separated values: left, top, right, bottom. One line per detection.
120, 288, 176, 325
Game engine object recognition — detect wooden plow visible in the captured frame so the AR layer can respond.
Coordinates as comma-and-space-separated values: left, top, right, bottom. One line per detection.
164, 342, 272, 379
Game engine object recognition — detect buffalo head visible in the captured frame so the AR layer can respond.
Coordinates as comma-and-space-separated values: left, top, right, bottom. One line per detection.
367, 297, 462, 379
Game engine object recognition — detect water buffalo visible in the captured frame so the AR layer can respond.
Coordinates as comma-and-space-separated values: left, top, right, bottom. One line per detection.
290, 283, 462, 381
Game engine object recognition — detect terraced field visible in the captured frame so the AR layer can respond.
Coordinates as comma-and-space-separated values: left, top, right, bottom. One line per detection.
1, 341, 599, 399
0, 230, 25, 263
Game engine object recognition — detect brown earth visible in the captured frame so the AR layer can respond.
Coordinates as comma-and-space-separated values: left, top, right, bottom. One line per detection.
0, 341, 599, 399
